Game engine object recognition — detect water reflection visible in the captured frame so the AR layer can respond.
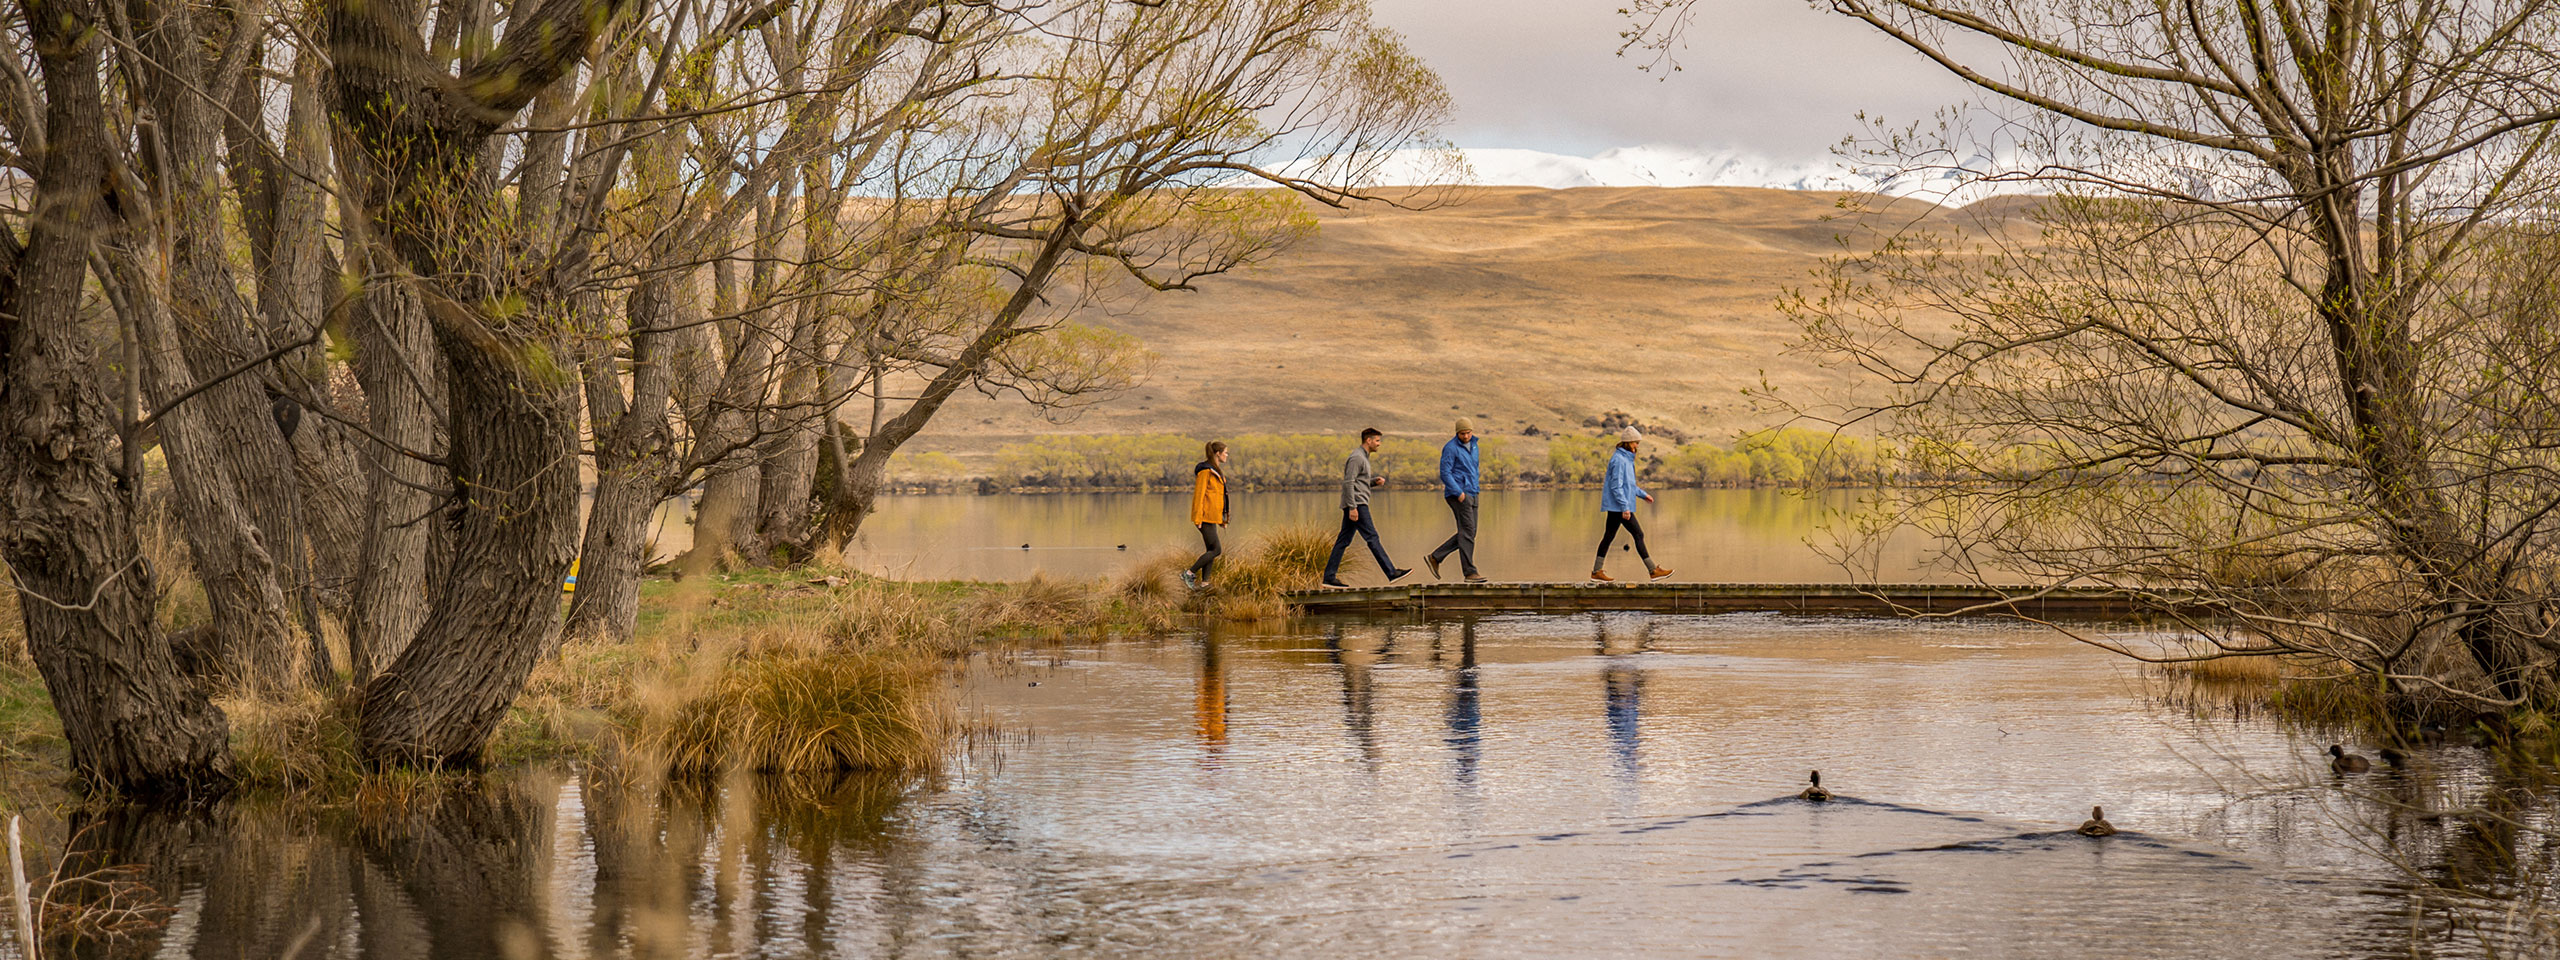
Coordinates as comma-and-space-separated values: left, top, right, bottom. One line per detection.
27, 615, 2560, 958
1443, 620, 1482, 788
1195, 636, 1228, 761
1328, 623, 1384, 770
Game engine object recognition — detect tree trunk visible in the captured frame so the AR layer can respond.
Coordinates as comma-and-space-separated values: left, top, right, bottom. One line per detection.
354, 300, 581, 766
267, 49, 366, 666
564, 280, 679, 643
107, 256, 307, 693
686, 433, 763, 571
821, 440, 891, 553
345, 268, 446, 682
682, 226, 778, 571
123, 0, 319, 690
818, 222, 1082, 550
1, 0, 234, 797
325, 0, 620, 764
751, 307, 826, 559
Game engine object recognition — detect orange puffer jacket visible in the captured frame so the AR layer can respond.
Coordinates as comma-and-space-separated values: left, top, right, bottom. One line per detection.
1190, 463, 1228, 525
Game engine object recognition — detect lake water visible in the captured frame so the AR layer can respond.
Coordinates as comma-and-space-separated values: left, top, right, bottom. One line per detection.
839, 488, 1961, 583
49, 613, 2552, 959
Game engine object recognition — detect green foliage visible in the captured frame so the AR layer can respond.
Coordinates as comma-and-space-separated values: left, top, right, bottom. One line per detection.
887, 451, 968, 485
1664, 441, 1754, 485
996, 434, 1204, 486
1547, 434, 1615, 483
993, 432, 1457, 487
988, 321, 1159, 409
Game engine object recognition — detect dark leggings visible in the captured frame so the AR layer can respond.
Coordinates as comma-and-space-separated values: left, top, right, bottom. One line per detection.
1596, 512, 1651, 562
1189, 523, 1223, 578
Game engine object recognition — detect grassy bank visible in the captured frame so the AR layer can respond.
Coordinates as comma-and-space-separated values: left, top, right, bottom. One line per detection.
0, 525, 1333, 805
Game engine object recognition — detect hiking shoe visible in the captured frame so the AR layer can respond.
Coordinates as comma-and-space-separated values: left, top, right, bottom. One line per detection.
1322, 578, 1350, 588
1179, 570, 1197, 589
1426, 554, 1444, 579
1590, 569, 1614, 583
1386, 567, 1413, 583
1464, 574, 1489, 583
1648, 566, 1674, 582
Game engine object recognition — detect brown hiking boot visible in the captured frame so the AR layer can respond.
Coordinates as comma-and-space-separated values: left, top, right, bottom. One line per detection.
1589, 568, 1614, 583
1648, 565, 1674, 581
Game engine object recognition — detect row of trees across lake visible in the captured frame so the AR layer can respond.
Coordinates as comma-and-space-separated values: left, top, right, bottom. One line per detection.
952, 428, 1930, 489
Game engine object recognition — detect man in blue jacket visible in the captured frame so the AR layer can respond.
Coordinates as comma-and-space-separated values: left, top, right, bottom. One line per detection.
1426, 419, 1487, 581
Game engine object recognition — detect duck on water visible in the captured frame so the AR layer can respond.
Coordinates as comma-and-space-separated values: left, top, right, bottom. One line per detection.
1799, 770, 1831, 802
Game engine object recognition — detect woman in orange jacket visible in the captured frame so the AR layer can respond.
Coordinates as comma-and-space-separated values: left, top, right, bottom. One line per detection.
1183, 441, 1230, 588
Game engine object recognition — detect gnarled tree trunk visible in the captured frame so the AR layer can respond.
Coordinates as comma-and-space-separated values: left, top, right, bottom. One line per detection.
325, 0, 622, 766
1, 0, 234, 797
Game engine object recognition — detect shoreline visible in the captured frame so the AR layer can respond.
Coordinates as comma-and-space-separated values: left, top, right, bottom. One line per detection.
879, 480, 1901, 495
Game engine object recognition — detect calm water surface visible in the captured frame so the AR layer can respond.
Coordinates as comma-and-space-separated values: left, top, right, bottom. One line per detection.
55, 614, 2553, 959
840, 488, 1956, 583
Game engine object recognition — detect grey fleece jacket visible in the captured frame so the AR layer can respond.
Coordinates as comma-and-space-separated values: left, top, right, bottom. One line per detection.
1341, 447, 1376, 509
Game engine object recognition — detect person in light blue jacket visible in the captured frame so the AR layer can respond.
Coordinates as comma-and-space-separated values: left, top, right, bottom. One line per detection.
1592, 426, 1671, 582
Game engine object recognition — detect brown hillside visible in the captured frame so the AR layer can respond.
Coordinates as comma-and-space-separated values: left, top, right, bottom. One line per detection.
920, 185, 1996, 462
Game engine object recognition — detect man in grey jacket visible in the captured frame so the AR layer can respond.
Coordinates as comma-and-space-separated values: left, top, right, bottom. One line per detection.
1323, 427, 1409, 587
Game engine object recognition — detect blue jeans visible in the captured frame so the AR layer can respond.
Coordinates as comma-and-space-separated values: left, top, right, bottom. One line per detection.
1325, 508, 1395, 580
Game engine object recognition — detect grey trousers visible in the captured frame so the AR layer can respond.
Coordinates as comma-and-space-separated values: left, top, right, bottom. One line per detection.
1430, 495, 1479, 577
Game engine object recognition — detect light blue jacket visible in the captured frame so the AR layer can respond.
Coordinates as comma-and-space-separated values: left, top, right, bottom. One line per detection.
1601, 445, 1649, 512
1439, 436, 1480, 497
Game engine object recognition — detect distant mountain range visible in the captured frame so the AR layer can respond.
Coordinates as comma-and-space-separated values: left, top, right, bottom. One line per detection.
1360, 145, 1989, 197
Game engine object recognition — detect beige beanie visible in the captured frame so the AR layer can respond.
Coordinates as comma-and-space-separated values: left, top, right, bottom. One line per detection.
1619, 426, 1643, 444
1454, 417, 1474, 435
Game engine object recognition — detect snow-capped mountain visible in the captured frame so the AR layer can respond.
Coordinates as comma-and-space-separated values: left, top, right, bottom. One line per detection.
1354, 145, 2002, 199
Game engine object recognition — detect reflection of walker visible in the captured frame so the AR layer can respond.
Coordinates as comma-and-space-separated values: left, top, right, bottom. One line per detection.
1194, 638, 1227, 754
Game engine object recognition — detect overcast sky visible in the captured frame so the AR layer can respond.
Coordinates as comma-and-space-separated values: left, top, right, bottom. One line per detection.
1366, 0, 1978, 162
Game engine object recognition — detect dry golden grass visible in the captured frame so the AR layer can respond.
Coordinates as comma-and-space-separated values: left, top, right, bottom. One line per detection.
221, 687, 366, 795
508, 576, 979, 778
913, 186, 1994, 468
1113, 524, 1331, 622
643, 647, 949, 775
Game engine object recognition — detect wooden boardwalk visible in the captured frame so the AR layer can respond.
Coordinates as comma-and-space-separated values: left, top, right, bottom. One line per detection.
1285, 581, 2203, 619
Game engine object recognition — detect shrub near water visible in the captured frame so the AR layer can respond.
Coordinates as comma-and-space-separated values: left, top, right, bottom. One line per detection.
648, 649, 947, 776
992, 433, 1515, 487
639, 582, 958, 777
1121, 524, 1331, 621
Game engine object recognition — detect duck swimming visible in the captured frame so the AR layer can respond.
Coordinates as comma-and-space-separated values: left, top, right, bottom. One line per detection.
2329, 744, 2371, 774
2077, 806, 2116, 837
1799, 770, 1832, 802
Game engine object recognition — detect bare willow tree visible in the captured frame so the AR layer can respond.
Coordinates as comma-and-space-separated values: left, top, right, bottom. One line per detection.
1630, 0, 2560, 705
563, 0, 1011, 639
803, 0, 1459, 550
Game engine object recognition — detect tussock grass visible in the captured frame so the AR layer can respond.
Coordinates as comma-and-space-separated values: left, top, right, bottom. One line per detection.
524, 576, 966, 778
221, 688, 365, 795
643, 646, 948, 775
963, 573, 1101, 638
1113, 524, 1330, 622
